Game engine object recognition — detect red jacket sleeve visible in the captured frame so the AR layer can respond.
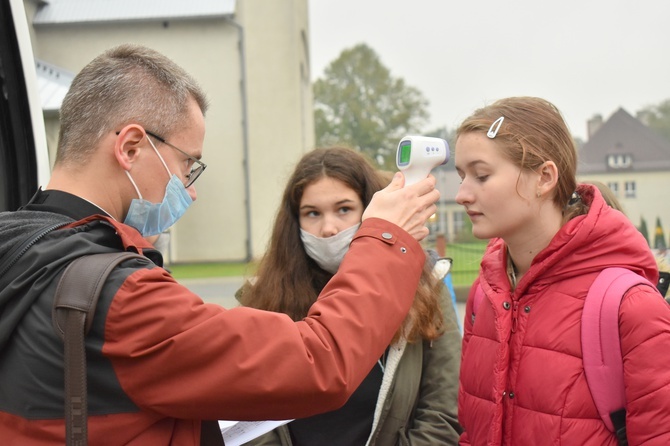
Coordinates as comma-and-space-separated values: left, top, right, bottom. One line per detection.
103, 218, 424, 421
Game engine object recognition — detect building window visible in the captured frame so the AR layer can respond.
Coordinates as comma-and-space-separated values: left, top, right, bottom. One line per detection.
606, 154, 633, 170
607, 181, 619, 197
624, 181, 636, 198
607, 182, 619, 197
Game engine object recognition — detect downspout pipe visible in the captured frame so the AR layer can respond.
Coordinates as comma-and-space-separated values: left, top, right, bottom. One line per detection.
224, 17, 252, 262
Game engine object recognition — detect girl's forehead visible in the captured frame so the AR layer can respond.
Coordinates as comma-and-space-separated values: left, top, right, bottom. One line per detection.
307, 176, 354, 191
455, 133, 506, 166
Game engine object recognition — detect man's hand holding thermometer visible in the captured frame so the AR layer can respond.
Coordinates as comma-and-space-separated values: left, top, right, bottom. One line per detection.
362, 136, 447, 241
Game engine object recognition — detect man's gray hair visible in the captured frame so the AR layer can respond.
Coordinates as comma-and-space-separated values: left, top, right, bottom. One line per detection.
56, 43, 209, 165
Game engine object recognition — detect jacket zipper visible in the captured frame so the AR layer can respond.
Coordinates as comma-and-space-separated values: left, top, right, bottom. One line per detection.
511, 299, 519, 333
0, 222, 69, 276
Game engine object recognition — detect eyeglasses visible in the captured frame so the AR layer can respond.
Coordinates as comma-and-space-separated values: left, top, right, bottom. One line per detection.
145, 130, 207, 188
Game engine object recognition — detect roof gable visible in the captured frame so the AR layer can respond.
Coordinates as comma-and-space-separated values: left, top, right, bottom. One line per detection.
578, 108, 670, 173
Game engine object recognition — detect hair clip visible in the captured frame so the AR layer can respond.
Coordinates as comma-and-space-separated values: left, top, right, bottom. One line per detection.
487, 116, 504, 139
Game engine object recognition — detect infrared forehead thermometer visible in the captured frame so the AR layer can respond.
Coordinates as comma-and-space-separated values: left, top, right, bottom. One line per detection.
396, 135, 450, 186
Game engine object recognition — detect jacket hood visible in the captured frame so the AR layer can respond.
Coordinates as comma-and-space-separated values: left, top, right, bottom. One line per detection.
0, 210, 73, 264
0, 211, 73, 348
479, 183, 658, 296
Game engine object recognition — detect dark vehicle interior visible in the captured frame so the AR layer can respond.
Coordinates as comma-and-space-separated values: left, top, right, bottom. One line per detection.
0, 0, 40, 212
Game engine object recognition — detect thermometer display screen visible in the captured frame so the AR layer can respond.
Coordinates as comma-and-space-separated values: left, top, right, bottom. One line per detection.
398, 141, 411, 166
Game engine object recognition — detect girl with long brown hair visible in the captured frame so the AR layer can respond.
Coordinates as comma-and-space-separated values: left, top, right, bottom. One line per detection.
239, 146, 462, 445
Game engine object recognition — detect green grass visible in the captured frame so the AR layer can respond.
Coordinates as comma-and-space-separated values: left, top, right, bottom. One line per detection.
444, 242, 487, 287
167, 242, 487, 286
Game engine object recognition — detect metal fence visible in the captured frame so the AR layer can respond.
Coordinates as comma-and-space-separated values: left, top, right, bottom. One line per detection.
424, 240, 487, 288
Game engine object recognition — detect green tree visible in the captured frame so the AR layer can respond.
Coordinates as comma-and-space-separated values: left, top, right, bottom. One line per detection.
637, 99, 670, 142
313, 43, 430, 169
654, 217, 667, 250
425, 125, 455, 147
424, 125, 453, 140
638, 216, 649, 246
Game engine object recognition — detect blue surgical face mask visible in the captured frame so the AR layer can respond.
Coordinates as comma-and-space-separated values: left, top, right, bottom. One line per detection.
300, 223, 360, 274
123, 137, 193, 237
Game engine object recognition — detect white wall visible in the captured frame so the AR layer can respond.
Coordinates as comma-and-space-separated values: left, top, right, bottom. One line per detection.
30, 0, 314, 262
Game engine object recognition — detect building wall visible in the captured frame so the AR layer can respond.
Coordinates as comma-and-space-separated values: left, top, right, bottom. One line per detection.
27, 0, 313, 263
578, 171, 670, 244
238, 0, 314, 259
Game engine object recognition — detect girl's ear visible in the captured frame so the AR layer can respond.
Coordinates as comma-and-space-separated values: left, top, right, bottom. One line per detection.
114, 125, 146, 171
537, 160, 559, 197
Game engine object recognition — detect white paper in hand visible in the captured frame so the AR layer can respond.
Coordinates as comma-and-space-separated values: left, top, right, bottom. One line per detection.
219, 419, 293, 446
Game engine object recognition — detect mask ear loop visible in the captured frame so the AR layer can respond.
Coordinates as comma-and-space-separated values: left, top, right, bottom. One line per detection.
124, 135, 173, 201
125, 171, 143, 200
146, 136, 173, 178
487, 116, 504, 139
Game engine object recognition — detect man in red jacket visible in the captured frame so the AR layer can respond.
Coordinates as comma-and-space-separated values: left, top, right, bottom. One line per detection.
0, 44, 439, 445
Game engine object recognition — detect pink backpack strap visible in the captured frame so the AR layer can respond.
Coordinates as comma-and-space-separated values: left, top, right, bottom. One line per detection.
581, 267, 654, 433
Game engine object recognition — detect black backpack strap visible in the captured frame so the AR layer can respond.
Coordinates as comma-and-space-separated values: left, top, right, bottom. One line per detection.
52, 252, 144, 446
657, 271, 670, 299
610, 409, 628, 446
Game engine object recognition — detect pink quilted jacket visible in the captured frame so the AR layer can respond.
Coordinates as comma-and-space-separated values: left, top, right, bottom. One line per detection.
458, 185, 670, 445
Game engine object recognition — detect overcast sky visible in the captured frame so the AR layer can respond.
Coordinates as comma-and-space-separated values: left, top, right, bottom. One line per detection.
308, 0, 670, 141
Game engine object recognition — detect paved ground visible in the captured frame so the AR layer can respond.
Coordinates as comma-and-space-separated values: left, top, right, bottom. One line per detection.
177, 276, 245, 309
178, 276, 468, 328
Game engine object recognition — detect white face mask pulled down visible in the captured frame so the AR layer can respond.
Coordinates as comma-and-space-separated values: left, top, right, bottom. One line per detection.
300, 223, 361, 274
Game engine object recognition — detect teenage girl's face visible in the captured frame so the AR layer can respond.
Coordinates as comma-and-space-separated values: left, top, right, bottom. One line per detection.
454, 132, 540, 241
299, 176, 364, 237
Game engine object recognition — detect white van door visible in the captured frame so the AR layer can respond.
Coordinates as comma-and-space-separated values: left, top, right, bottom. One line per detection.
0, 0, 50, 212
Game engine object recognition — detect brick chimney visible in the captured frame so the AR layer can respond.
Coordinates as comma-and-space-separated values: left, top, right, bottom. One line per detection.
587, 114, 603, 139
